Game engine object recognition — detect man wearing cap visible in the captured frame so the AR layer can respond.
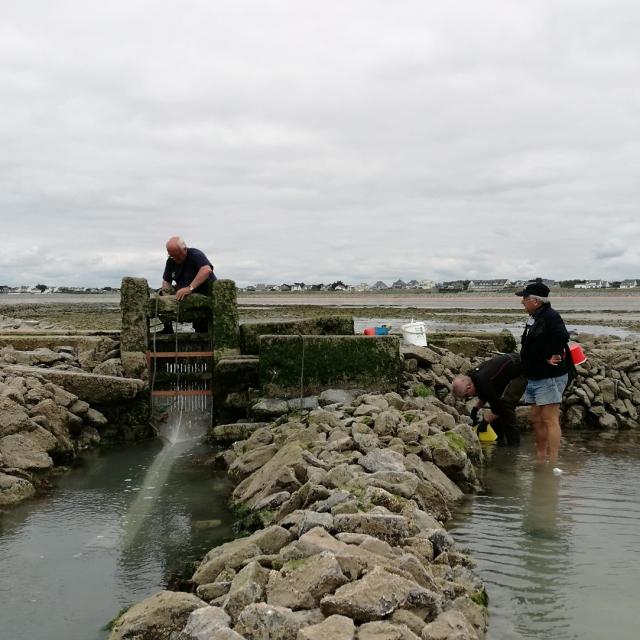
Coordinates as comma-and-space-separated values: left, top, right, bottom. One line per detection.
516, 279, 573, 467
452, 353, 527, 446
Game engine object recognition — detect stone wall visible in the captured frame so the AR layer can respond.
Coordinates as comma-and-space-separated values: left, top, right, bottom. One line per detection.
259, 335, 402, 398
240, 317, 354, 355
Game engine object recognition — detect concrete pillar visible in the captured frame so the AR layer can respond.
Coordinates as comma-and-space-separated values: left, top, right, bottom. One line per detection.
212, 279, 239, 350
120, 277, 150, 379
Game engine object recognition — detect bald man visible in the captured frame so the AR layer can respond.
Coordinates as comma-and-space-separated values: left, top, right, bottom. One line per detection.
452, 353, 526, 446
159, 236, 216, 333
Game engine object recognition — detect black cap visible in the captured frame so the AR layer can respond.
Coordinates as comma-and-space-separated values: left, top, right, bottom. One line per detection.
515, 281, 550, 297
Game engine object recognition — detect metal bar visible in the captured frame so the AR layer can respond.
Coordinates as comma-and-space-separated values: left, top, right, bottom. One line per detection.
150, 390, 213, 397
146, 351, 214, 358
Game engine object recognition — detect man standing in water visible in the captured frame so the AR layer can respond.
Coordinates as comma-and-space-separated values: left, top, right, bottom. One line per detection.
452, 353, 526, 445
159, 236, 216, 333
516, 279, 573, 470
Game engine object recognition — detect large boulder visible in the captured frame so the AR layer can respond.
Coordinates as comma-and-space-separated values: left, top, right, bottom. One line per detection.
0, 472, 35, 506
108, 590, 207, 640
233, 602, 313, 640
232, 443, 305, 509
297, 614, 355, 640
266, 551, 348, 610
320, 566, 441, 622
193, 526, 293, 585
0, 427, 57, 470
0, 396, 35, 437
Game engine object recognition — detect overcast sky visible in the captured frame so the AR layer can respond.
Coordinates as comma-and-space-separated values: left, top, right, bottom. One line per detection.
1, 1, 639, 287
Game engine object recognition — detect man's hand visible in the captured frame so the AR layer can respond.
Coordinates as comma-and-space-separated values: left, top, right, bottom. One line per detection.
175, 287, 191, 301
477, 420, 489, 433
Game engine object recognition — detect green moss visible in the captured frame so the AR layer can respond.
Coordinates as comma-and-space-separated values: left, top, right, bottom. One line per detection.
412, 384, 434, 397
103, 604, 132, 631
259, 335, 401, 397
359, 416, 373, 426
284, 557, 311, 571
470, 588, 489, 608
444, 431, 467, 452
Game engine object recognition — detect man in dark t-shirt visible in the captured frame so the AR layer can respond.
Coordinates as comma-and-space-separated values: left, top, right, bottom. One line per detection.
452, 353, 527, 445
159, 236, 216, 332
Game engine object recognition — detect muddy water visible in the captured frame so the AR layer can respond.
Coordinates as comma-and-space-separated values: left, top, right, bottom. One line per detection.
0, 440, 235, 640
448, 432, 640, 640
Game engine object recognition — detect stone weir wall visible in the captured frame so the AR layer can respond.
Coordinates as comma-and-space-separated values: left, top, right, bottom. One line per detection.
110, 387, 489, 640
108, 332, 640, 640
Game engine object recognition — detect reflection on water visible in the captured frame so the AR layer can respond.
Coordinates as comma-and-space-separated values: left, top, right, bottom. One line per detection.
449, 433, 640, 640
0, 438, 234, 640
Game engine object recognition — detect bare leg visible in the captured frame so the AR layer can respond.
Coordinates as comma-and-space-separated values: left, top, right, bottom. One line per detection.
540, 403, 562, 465
529, 405, 547, 462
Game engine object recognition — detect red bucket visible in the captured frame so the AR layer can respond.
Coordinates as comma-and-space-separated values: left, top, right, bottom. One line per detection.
363, 327, 375, 336
569, 343, 587, 365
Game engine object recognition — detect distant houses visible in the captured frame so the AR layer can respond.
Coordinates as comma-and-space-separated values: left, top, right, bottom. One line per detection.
467, 279, 510, 292
232, 276, 638, 293
574, 280, 610, 289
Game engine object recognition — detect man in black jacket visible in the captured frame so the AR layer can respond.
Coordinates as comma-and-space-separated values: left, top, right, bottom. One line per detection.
452, 353, 527, 445
516, 279, 573, 468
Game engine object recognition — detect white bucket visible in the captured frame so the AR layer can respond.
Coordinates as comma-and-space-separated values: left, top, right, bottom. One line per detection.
401, 320, 427, 347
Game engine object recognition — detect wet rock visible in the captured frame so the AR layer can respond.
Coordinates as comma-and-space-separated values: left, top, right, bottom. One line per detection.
229, 444, 279, 481
193, 526, 293, 585
267, 551, 348, 610
108, 590, 208, 640
320, 566, 441, 622
358, 449, 406, 473
78, 426, 101, 449
0, 397, 35, 437
233, 602, 304, 640
232, 443, 305, 508
352, 432, 380, 454
319, 389, 355, 406
308, 408, 345, 429
451, 596, 488, 639
0, 427, 57, 470
297, 614, 355, 640
252, 399, 289, 418
419, 609, 478, 640
333, 509, 414, 545
358, 621, 422, 640
93, 358, 124, 377
287, 396, 319, 411
225, 561, 271, 620
0, 471, 35, 506
212, 423, 269, 444
85, 407, 108, 428
182, 606, 234, 639
422, 434, 467, 472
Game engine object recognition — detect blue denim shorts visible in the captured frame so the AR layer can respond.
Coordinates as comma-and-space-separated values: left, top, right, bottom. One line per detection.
524, 374, 568, 405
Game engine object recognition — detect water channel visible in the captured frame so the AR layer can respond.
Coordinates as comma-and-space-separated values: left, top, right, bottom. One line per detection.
0, 437, 235, 640
448, 432, 640, 640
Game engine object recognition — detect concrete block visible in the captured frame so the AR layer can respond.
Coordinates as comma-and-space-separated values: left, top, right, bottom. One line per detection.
259, 335, 401, 398
240, 316, 354, 355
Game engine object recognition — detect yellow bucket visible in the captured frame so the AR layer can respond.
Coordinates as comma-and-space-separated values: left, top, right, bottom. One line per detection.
475, 423, 498, 442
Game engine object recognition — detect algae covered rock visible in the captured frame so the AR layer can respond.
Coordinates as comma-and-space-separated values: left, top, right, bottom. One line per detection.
108, 590, 207, 640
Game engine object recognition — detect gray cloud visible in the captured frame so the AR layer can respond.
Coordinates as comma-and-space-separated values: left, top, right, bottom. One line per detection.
1, 1, 640, 287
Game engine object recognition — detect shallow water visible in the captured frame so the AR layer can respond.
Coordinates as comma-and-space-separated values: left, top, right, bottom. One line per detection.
353, 317, 640, 340
448, 432, 640, 640
0, 439, 235, 640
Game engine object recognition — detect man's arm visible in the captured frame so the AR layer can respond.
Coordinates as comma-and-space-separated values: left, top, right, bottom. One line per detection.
175, 265, 213, 301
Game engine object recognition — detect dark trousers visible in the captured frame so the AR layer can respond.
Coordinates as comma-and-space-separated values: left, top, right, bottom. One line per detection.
162, 319, 210, 334
492, 375, 527, 445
